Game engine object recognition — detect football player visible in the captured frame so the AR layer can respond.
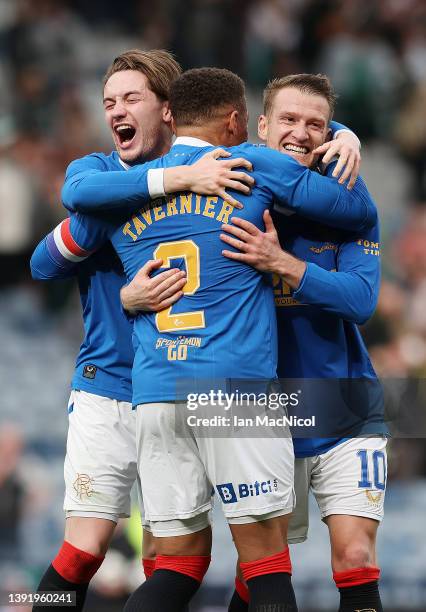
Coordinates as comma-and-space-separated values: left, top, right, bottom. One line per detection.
221, 74, 386, 612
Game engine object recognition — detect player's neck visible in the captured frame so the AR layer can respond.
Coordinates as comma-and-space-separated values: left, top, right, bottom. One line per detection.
176, 126, 228, 147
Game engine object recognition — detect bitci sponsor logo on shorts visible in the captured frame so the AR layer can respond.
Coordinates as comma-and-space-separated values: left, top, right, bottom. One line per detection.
216, 479, 278, 504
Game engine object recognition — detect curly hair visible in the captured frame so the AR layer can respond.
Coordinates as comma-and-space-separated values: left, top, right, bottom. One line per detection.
263, 73, 337, 119
103, 49, 181, 101
170, 67, 246, 127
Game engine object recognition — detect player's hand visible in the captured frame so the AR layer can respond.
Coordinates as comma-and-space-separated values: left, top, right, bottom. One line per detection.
185, 149, 254, 209
120, 259, 186, 313
313, 131, 361, 190
220, 210, 282, 272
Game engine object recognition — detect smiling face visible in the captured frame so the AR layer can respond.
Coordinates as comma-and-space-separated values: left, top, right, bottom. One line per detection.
258, 87, 331, 168
103, 70, 172, 164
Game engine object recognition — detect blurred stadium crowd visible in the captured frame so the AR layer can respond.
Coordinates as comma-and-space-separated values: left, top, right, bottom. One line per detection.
0, 0, 425, 610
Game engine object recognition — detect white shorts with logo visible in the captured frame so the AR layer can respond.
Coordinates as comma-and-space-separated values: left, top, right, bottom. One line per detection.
136, 403, 295, 536
64, 390, 138, 522
288, 436, 387, 543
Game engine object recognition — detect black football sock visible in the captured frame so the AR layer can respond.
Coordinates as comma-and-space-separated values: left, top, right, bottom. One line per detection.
123, 569, 200, 612
32, 564, 88, 612
247, 573, 297, 611
338, 580, 383, 612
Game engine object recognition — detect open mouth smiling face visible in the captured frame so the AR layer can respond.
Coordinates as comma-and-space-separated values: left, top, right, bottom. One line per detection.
114, 124, 137, 149
259, 87, 331, 169
104, 69, 169, 163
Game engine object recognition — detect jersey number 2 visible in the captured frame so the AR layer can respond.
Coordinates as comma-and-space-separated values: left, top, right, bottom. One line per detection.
154, 240, 205, 332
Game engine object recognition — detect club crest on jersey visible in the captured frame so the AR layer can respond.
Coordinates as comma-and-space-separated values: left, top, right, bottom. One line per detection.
83, 364, 97, 379
309, 242, 338, 254
216, 479, 278, 504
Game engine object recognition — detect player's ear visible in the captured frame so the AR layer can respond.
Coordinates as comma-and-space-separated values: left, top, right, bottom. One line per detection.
162, 101, 172, 124
258, 115, 268, 142
171, 116, 177, 135
228, 109, 239, 135
325, 127, 332, 142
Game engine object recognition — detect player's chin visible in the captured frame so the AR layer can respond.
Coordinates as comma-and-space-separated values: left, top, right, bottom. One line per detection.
117, 141, 142, 164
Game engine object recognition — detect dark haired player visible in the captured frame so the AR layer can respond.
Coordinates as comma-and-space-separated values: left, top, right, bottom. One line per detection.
29, 50, 256, 612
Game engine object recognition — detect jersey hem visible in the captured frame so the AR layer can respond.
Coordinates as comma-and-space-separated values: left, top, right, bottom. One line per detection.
223, 501, 294, 519
144, 501, 212, 522
71, 380, 132, 403
134, 396, 187, 407
294, 437, 347, 458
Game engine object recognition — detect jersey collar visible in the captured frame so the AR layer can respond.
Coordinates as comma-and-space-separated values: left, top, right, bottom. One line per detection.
172, 136, 213, 148
118, 158, 130, 170
117, 136, 213, 169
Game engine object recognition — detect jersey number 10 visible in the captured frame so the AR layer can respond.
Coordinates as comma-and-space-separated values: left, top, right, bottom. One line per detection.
357, 449, 386, 490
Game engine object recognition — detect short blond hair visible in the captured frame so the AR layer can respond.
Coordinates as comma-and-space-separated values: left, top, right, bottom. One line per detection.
263, 73, 337, 119
103, 49, 182, 100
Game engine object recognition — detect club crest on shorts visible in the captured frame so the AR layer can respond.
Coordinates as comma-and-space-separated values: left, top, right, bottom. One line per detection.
365, 490, 383, 506
83, 364, 97, 379
73, 473, 95, 499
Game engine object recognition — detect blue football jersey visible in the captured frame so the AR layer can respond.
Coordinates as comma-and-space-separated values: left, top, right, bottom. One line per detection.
274, 206, 387, 457
31, 123, 367, 410
71, 244, 134, 400
62, 138, 378, 407
30, 152, 136, 402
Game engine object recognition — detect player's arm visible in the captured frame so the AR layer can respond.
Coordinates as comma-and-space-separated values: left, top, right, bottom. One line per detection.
62, 150, 254, 213
292, 223, 381, 325
61, 154, 150, 213
30, 218, 93, 280
30, 214, 112, 280
221, 212, 380, 325
255, 146, 377, 231
31, 209, 187, 311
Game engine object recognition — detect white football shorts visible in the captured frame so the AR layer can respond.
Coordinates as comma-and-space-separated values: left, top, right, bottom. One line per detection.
64, 390, 138, 522
288, 436, 387, 543
136, 402, 295, 537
